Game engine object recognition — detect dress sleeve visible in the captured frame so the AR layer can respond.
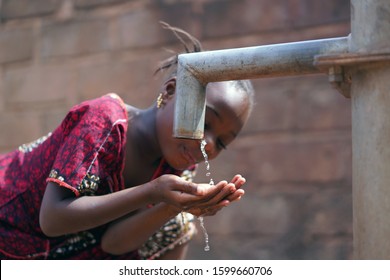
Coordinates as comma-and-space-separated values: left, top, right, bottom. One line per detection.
46, 94, 127, 197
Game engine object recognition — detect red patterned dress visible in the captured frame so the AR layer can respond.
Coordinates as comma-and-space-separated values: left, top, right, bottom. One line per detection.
0, 94, 194, 259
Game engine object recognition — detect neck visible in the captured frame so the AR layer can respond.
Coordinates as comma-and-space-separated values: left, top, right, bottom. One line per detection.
126, 105, 162, 165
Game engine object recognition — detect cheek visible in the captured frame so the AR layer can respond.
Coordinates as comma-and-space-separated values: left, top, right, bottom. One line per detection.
156, 110, 174, 139
157, 125, 179, 158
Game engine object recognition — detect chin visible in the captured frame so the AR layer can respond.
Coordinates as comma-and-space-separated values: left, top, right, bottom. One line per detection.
173, 163, 190, 171
167, 158, 191, 171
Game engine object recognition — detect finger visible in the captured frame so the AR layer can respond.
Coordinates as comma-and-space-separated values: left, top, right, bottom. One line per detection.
220, 181, 245, 201
199, 183, 236, 207
234, 177, 246, 189
224, 189, 245, 202
231, 175, 245, 189
230, 174, 242, 185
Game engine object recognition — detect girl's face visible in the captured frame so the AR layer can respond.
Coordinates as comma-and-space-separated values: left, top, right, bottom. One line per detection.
156, 80, 250, 170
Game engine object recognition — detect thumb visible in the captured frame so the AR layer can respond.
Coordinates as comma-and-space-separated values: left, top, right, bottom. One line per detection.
176, 180, 203, 196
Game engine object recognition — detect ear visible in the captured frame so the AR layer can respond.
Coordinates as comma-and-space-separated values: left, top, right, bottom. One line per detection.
162, 77, 176, 99
156, 77, 176, 109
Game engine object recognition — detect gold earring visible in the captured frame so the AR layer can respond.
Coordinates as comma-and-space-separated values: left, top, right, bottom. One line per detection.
156, 93, 163, 108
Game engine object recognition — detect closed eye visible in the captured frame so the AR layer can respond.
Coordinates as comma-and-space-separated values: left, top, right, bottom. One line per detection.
217, 139, 227, 150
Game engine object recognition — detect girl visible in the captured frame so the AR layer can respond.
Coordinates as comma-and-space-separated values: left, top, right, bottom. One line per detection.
0, 23, 254, 260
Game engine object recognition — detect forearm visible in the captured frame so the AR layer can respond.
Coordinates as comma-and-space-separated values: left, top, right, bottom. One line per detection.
101, 203, 180, 255
40, 181, 158, 236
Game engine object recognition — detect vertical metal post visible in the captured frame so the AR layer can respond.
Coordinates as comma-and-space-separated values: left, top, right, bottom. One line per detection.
351, 0, 390, 259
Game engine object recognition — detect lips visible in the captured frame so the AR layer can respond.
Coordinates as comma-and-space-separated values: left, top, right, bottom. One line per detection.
182, 146, 197, 165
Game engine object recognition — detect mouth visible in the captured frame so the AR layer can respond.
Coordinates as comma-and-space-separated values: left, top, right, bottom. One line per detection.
182, 146, 197, 165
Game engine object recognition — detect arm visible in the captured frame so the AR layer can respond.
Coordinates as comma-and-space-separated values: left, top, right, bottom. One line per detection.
39, 174, 226, 237
40, 181, 154, 237
101, 202, 180, 255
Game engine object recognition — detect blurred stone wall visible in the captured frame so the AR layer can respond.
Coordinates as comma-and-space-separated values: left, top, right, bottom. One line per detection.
0, 0, 352, 259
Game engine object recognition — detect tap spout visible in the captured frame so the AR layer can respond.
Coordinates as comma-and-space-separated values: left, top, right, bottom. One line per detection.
173, 36, 349, 139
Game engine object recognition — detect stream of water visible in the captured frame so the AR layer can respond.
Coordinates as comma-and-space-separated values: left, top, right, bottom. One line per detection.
199, 139, 212, 251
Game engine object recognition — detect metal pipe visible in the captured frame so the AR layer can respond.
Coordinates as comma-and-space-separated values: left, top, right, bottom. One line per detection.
351, 0, 390, 259
174, 37, 349, 139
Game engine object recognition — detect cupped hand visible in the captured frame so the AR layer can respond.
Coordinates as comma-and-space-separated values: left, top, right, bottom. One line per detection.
150, 174, 227, 210
186, 174, 246, 217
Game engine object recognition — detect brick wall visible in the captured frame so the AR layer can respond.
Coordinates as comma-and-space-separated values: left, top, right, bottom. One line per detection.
0, 0, 352, 259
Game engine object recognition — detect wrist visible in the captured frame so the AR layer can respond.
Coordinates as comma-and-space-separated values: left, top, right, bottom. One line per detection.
162, 203, 182, 218
147, 180, 159, 205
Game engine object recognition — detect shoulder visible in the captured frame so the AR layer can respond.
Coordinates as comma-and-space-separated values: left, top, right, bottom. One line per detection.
74, 93, 127, 121
62, 93, 128, 133
46, 94, 129, 196
92, 93, 127, 112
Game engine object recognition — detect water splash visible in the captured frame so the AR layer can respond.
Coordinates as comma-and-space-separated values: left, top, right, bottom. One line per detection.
198, 216, 210, 251
199, 139, 212, 251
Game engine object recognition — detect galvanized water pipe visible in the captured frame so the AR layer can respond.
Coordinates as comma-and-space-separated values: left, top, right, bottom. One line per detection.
173, 37, 349, 139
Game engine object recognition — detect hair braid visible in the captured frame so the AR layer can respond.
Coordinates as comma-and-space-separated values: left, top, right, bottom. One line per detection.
154, 21, 203, 76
